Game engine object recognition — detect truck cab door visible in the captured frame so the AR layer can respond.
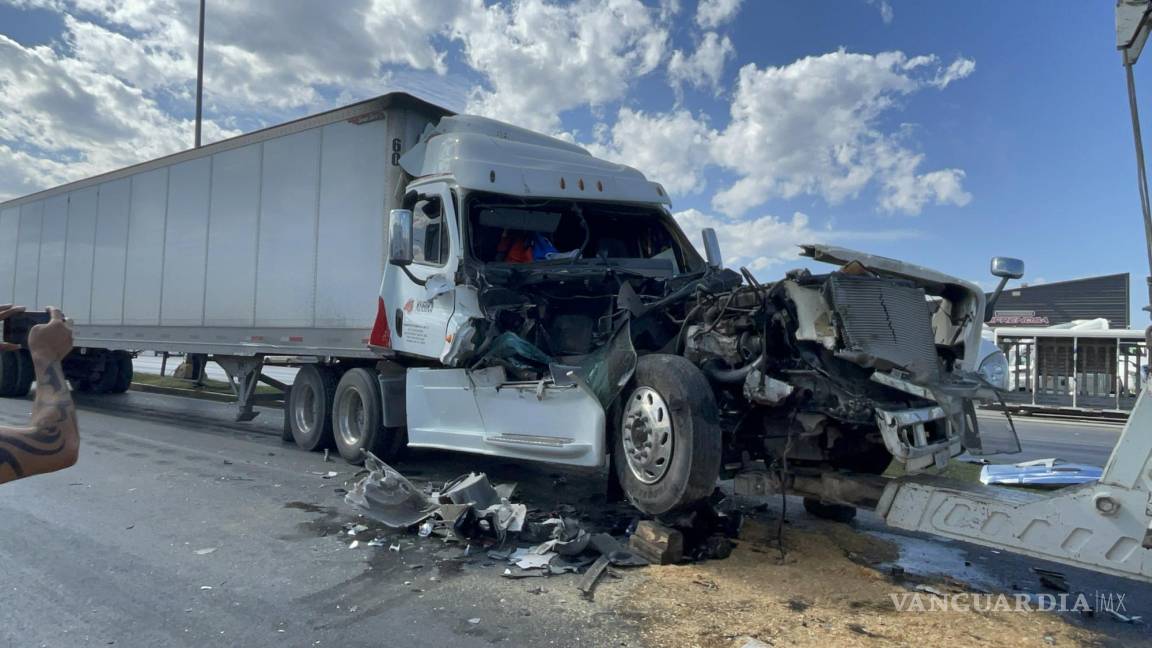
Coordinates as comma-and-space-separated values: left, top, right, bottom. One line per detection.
377, 182, 459, 360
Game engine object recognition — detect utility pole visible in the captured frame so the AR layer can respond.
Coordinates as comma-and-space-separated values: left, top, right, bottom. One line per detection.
194, 0, 206, 148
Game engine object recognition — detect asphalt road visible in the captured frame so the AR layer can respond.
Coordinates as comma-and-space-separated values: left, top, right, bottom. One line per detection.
0, 391, 636, 648
1, 391, 1149, 647
977, 412, 1124, 467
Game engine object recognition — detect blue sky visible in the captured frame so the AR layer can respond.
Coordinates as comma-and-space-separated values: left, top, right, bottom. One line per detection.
0, 0, 1148, 325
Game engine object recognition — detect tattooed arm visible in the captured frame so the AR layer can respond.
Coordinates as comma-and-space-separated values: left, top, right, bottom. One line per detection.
0, 306, 78, 484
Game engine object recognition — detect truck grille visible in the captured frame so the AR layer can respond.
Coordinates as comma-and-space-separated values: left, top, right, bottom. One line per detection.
825, 274, 940, 382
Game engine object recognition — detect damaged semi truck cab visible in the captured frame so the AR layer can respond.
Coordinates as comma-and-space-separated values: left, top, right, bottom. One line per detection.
372, 112, 1005, 516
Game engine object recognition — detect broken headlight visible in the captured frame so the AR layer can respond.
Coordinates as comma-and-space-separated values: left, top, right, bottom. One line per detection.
977, 349, 1009, 391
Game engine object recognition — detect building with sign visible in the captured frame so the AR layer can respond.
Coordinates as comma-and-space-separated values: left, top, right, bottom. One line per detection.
986, 273, 1144, 414
987, 273, 1130, 329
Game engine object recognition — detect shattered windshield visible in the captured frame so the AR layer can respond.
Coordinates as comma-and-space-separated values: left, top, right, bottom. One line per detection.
464, 192, 703, 276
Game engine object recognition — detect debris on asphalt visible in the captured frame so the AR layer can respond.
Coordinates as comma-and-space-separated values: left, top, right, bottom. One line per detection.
193, 547, 217, 555
980, 458, 1103, 488
344, 452, 438, 527
577, 555, 611, 600
629, 520, 684, 565
513, 550, 557, 570
441, 472, 502, 508
348, 540, 360, 549
1108, 610, 1143, 624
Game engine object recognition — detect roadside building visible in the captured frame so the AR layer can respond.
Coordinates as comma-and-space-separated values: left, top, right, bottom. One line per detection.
986, 273, 1145, 413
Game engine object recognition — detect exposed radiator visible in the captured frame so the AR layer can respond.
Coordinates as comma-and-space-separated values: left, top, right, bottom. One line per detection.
824, 274, 940, 382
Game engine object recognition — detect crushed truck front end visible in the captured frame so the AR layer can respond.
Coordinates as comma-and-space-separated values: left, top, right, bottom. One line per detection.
384, 110, 999, 515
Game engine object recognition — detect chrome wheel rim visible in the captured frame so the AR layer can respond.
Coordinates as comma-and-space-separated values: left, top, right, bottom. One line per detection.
621, 386, 674, 484
294, 382, 318, 436
336, 387, 365, 448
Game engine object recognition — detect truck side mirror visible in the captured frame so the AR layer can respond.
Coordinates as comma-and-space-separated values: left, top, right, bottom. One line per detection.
701, 227, 723, 268
389, 209, 414, 266
985, 256, 1025, 322
990, 257, 1024, 280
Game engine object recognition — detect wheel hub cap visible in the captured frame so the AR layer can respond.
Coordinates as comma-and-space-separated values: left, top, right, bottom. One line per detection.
622, 386, 673, 484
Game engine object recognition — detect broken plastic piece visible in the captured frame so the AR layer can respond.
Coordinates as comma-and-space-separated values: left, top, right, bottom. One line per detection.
344, 451, 438, 528
441, 472, 501, 509
578, 555, 612, 600
515, 551, 557, 570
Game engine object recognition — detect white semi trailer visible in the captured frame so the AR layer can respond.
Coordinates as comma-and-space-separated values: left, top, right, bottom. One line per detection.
2, 91, 1017, 521
0, 93, 449, 414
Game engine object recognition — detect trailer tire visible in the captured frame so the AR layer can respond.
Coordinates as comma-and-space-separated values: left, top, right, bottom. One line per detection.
613, 354, 722, 516
0, 351, 18, 396
289, 365, 337, 451
110, 352, 133, 394
803, 498, 857, 523
89, 355, 121, 394
331, 368, 402, 465
12, 350, 34, 397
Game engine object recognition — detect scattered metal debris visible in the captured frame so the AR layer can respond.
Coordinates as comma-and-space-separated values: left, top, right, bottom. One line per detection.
344, 452, 438, 527
441, 472, 502, 508
980, 459, 1103, 488
578, 555, 611, 600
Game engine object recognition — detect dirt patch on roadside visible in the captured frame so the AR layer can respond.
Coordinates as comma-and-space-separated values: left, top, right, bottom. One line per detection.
618, 518, 1104, 647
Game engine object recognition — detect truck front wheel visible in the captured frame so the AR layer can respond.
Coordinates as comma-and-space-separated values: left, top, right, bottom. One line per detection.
289, 365, 337, 451
331, 368, 404, 464
613, 354, 722, 516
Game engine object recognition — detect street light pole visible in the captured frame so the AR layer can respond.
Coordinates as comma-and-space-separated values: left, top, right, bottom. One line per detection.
194, 0, 205, 148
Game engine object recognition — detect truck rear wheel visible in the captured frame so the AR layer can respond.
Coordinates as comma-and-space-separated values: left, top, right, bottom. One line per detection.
289, 365, 337, 451
331, 368, 403, 464
109, 352, 133, 394
613, 354, 722, 516
12, 350, 33, 397
0, 350, 32, 397
0, 351, 17, 396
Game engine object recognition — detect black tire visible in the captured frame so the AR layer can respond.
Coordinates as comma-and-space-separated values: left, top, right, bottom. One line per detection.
0, 351, 20, 396
331, 368, 404, 464
89, 354, 120, 394
11, 350, 34, 398
110, 352, 133, 394
613, 354, 722, 516
803, 497, 857, 523
289, 364, 338, 451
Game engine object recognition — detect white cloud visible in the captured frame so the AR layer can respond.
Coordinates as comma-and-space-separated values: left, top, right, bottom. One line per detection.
0, 33, 236, 200
668, 31, 734, 92
930, 56, 975, 89
709, 50, 976, 216
866, 0, 894, 25
451, 0, 668, 133
673, 207, 920, 272
695, 0, 743, 29
588, 108, 716, 195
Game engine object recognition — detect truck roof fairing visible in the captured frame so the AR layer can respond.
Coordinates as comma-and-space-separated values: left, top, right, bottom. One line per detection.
400, 115, 671, 206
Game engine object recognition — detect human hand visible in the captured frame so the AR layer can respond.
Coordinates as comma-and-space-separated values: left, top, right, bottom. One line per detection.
0, 304, 27, 352
28, 307, 73, 363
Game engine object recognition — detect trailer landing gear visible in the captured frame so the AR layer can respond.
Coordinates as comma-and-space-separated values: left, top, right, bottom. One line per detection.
216, 355, 289, 422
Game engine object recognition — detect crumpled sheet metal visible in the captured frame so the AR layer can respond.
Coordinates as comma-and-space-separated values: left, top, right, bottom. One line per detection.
344, 451, 438, 528
441, 472, 502, 508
